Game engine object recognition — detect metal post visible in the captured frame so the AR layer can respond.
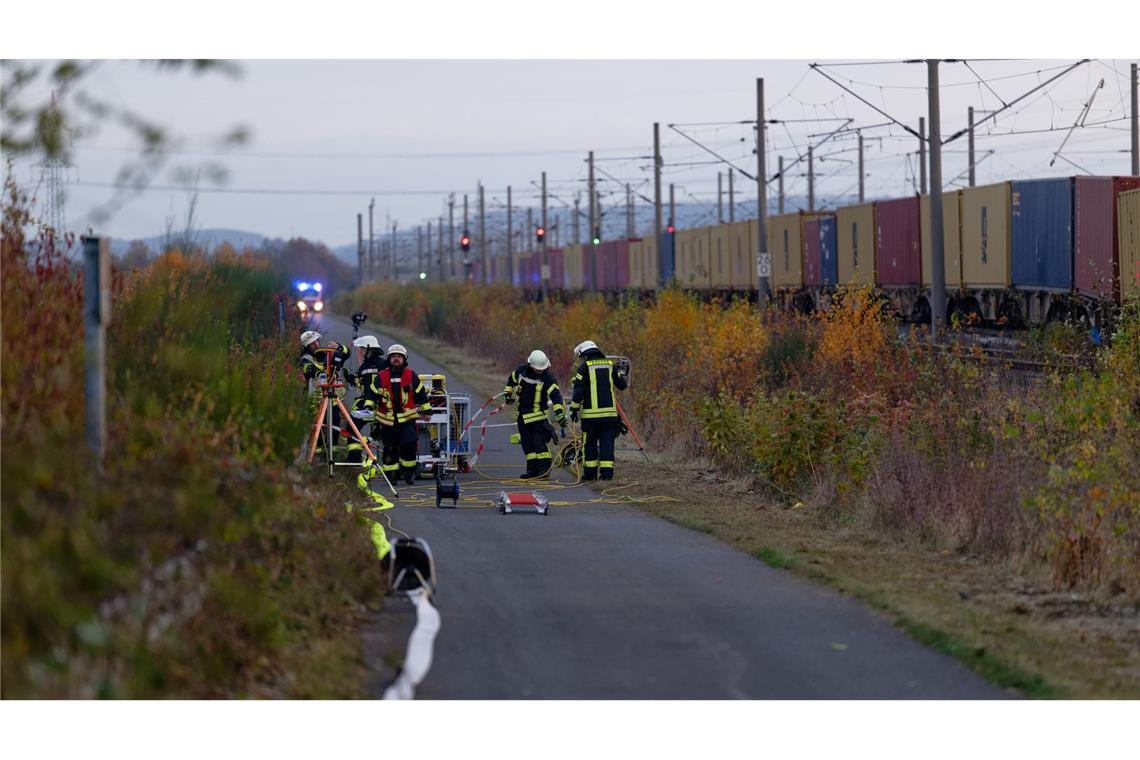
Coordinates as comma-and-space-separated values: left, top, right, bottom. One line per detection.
83, 236, 109, 471
428, 221, 435, 280
717, 172, 723, 223
756, 77, 771, 304
654, 122, 664, 287
573, 194, 581, 245
968, 106, 976, 187
1132, 63, 1139, 176
507, 185, 514, 287
919, 116, 927, 195
669, 183, 675, 227
588, 151, 597, 292
417, 225, 423, 279
541, 171, 549, 301
357, 213, 364, 286
778, 156, 785, 214
728, 168, 735, 223
858, 133, 865, 202
928, 60, 947, 338
479, 183, 487, 284
807, 146, 815, 211
438, 215, 445, 281
368, 198, 375, 283
448, 196, 455, 281
390, 222, 397, 280
626, 182, 633, 239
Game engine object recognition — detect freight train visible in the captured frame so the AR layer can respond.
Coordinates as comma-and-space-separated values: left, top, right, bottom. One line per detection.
472, 178, 1140, 327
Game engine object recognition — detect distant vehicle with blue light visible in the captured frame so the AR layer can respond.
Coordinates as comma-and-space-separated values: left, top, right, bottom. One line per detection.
295, 281, 324, 324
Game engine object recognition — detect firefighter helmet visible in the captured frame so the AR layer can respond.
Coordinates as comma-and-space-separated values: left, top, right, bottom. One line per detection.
387, 344, 408, 358
573, 340, 598, 357
528, 349, 550, 370
300, 330, 321, 347
353, 335, 380, 349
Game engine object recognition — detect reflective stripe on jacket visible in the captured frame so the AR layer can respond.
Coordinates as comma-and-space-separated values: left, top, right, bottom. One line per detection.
569, 349, 627, 420
505, 364, 566, 424
371, 367, 431, 426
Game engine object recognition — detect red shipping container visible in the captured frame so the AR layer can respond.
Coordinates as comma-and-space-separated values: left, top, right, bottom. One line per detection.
875, 196, 922, 287
549, 249, 564, 290
1075, 176, 1140, 299
614, 240, 630, 290
803, 219, 822, 288
582, 243, 595, 289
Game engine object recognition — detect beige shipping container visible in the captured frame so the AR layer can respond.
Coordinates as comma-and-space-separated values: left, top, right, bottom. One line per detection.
642, 233, 659, 289
730, 221, 755, 290
709, 224, 732, 289
836, 202, 876, 286
767, 213, 804, 289
628, 239, 644, 289
920, 192, 964, 289
565, 244, 581, 290
675, 227, 712, 290
959, 182, 1011, 289
1119, 188, 1140, 300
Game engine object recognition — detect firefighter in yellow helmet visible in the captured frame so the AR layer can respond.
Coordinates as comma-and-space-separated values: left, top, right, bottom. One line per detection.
568, 340, 627, 481
298, 330, 351, 452
504, 349, 566, 479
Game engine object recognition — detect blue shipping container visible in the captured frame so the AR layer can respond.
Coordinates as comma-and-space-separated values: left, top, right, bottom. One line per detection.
661, 231, 675, 282
819, 217, 838, 286
1010, 178, 1073, 291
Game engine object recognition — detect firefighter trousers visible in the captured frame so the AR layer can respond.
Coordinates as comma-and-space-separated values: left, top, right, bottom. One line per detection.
517, 419, 553, 477
379, 421, 418, 482
580, 418, 617, 480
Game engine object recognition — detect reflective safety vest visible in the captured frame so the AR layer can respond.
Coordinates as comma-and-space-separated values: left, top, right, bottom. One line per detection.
570, 353, 626, 420
505, 364, 566, 424
371, 367, 431, 426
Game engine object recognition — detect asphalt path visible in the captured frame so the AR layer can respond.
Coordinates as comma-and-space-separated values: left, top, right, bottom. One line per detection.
319, 313, 1007, 699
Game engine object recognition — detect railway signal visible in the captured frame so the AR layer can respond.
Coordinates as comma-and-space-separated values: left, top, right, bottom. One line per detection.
592, 226, 601, 246
536, 225, 545, 244
460, 230, 471, 253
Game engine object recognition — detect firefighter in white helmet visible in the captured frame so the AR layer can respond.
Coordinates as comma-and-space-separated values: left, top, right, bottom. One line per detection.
504, 349, 567, 479
371, 344, 432, 485
342, 335, 389, 461
298, 330, 351, 452
569, 339, 627, 480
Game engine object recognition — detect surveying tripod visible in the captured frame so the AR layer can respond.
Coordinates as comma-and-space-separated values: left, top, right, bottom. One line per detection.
305, 346, 398, 495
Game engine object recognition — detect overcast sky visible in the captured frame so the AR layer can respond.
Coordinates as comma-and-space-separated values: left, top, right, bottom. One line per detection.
6, 53, 1137, 248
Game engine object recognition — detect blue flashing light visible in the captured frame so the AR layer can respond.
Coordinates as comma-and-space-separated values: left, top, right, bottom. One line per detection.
297, 281, 310, 292
313, 282, 323, 293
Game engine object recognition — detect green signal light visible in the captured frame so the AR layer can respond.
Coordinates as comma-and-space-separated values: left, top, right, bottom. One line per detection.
419, 272, 427, 280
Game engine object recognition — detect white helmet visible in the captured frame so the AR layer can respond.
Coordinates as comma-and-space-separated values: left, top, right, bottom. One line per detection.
353, 335, 380, 349
528, 349, 550, 370
387, 344, 408, 358
574, 340, 598, 357
300, 330, 321, 347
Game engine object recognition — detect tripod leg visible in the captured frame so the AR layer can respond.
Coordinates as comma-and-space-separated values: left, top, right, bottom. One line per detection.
336, 399, 398, 497
307, 397, 329, 464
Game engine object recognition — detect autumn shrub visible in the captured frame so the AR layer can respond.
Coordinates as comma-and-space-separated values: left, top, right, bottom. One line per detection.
2, 174, 378, 697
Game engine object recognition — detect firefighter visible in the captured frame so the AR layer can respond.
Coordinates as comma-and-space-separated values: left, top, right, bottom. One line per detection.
569, 340, 628, 481
299, 330, 351, 451
343, 335, 389, 462
504, 349, 567, 479
371, 344, 432, 485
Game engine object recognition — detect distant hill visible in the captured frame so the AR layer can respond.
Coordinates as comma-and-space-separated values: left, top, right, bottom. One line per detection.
109, 228, 269, 258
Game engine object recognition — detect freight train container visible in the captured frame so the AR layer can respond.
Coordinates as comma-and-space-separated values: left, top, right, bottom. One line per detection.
661, 230, 675, 284
1074, 176, 1140, 302
642, 233, 659, 290
1009, 178, 1072, 323
731, 220, 755, 290
614, 239, 631, 290
818, 217, 838, 287
675, 227, 712, 290
959, 182, 1012, 320
920, 191, 963, 292
837, 202, 876, 286
1119, 188, 1140, 300
629, 238, 644, 290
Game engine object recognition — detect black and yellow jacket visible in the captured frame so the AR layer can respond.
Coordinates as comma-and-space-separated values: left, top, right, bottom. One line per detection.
369, 366, 432, 426
346, 354, 389, 412
505, 365, 566, 425
569, 348, 627, 421
299, 342, 351, 382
